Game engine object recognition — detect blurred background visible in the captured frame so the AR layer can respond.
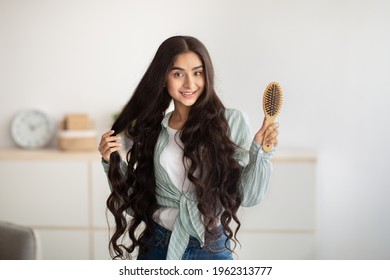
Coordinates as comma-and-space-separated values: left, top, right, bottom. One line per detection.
0, 0, 389, 259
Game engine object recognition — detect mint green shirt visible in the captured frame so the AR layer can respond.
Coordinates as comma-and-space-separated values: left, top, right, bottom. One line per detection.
103, 108, 274, 260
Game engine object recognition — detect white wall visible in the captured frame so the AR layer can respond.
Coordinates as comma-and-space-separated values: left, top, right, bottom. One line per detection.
1, 0, 389, 259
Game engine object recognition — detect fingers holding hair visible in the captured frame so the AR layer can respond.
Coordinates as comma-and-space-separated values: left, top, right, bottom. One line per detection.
98, 130, 122, 162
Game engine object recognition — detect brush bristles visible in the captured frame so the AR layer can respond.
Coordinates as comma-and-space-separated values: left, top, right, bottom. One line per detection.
264, 82, 283, 117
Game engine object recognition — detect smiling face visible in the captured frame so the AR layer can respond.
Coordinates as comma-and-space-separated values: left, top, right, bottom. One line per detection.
166, 51, 205, 111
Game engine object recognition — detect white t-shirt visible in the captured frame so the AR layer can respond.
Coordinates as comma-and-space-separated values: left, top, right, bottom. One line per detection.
153, 126, 195, 230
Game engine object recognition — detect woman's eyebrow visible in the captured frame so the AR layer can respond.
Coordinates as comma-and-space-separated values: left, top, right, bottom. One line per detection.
171, 65, 203, 71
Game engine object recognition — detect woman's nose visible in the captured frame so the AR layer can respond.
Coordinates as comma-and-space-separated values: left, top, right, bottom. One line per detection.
183, 75, 194, 89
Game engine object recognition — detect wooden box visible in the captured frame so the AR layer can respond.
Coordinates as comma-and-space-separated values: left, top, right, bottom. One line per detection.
58, 130, 97, 151
64, 114, 91, 130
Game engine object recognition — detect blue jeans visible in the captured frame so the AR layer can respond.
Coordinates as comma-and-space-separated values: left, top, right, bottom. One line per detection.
137, 222, 233, 260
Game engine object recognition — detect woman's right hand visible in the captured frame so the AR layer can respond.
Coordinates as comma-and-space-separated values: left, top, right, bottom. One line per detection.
98, 130, 122, 162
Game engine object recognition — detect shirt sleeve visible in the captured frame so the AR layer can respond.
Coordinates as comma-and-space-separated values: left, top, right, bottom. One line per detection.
226, 109, 275, 207
101, 158, 128, 180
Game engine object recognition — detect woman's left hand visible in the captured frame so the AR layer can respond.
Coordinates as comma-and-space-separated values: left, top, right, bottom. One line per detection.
254, 117, 279, 148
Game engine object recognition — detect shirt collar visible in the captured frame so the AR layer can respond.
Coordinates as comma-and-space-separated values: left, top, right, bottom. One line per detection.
161, 111, 173, 129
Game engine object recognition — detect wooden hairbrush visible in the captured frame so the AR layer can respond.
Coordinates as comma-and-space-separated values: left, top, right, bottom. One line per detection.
262, 82, 283, 152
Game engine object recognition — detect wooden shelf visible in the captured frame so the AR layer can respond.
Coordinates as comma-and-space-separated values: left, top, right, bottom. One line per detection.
0, 147, 317, 162
0, 148, 100, 161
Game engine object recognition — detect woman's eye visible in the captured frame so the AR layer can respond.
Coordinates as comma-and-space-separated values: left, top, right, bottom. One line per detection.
174, 72, 184, 78
194, 71, 203, 76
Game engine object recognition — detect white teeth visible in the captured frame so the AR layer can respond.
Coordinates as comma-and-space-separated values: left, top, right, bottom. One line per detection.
181, 91, 194, 95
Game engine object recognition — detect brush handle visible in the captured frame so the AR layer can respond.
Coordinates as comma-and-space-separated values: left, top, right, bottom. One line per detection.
262, 119, 274, 153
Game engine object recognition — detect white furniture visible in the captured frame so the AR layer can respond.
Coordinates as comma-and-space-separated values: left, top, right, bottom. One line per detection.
236, 148, 317, 259
0, 149, 111, 260
0, 148, 316, 259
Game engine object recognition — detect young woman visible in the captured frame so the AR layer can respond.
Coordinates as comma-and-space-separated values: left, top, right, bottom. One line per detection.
98, 35, 279, 260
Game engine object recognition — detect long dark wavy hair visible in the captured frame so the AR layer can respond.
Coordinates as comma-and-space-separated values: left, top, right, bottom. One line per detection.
106, 35, 242, 259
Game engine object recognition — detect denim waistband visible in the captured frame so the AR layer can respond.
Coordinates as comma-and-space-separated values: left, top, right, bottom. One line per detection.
153, 221, 227, 247
139, 221, 233, 260
153, 221, 203, 248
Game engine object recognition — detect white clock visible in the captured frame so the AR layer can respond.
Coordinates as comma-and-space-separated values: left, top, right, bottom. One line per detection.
10, 109, 54, 149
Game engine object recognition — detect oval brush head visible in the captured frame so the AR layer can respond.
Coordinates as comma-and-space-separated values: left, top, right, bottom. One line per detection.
262, 82, 283, 152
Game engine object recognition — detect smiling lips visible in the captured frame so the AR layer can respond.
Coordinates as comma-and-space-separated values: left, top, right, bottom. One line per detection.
180, 90, 196, 96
